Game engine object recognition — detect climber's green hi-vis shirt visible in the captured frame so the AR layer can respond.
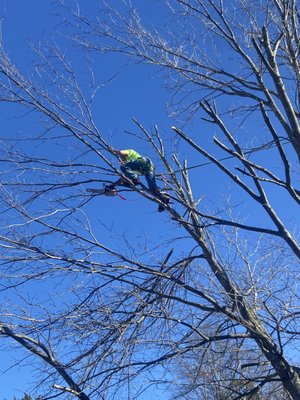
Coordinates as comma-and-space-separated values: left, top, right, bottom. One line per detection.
121, 149, 154, 175
121, 149, 142, 162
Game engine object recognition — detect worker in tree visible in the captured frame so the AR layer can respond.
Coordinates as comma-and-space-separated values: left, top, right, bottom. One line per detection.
107, 148, 169, 212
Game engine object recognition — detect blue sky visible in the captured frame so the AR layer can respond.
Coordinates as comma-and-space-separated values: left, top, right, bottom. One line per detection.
0, 1, 178, 398
0, 1, 299, 399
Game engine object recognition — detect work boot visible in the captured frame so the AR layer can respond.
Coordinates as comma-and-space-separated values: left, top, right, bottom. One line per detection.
131, 178, 141, 186
120, 178, 141, 187
157, 196, 170, 212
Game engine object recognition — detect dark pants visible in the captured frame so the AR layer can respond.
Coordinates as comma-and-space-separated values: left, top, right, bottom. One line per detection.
120, 158, 158, 194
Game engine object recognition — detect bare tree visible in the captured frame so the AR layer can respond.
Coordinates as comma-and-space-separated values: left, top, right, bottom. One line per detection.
0, 0, 299, 399
69, 0, 300, 160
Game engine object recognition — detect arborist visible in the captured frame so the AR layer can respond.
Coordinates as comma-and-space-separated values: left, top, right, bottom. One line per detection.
107, 148, 169, 212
